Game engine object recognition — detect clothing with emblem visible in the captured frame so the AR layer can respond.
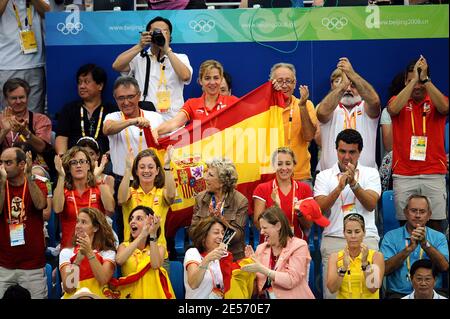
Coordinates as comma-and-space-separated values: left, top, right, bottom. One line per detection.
121, 186, 170, 259
181, 93, 239, 122
60, 187, 105, 248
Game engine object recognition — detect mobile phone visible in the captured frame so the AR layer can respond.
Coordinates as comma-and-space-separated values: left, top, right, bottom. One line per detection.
222, 227, 236, 245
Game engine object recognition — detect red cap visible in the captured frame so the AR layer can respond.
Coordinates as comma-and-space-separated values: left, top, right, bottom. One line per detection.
298, 198, 330, 227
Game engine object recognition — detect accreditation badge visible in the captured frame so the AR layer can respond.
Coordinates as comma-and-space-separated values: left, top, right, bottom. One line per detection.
9, 223, 25, 246
156, 90, 171, 113
410, 135, 427, 161
19, 29, 38, 54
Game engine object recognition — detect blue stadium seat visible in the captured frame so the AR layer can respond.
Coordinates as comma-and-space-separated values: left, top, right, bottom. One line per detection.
175, 226, 186, 258
169, 260, 185, 299
45, 263, 53, 299
244, 219, 251, 246
381, 190, 399, 235
308, 259, 315, 296
252, 224, 260, 250
46, 211, 58, 248
54, 267, 62, 299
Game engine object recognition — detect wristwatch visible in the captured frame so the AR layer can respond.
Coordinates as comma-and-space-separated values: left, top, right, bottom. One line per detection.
337, 267, 347, 276
420, 76, 430, 84
149, 237, 157, 242
361, 262, 370, 271
424, 241, 431, 248
350, 182, 360, 191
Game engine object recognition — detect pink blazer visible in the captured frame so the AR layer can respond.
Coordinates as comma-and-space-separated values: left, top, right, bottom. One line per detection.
254, 237, 315, 299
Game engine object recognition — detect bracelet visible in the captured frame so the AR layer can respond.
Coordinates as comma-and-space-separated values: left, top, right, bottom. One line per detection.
199, 264, 208, 270
87, 255, 96, 260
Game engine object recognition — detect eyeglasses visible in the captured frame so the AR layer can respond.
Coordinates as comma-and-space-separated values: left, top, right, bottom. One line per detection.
408, 208, 428, 215
413, 276, 434, 284
0, 159, 15, 166
275, 78, 295, 85
115, 93, 139, 103
69, 159, 89, 166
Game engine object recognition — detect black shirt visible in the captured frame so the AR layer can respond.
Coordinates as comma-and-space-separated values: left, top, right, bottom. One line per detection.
55, 100, 118, 154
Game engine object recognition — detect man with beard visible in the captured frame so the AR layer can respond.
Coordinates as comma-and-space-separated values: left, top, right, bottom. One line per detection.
316, 57, 380, 171
314, 129, 381, 299
387, 56, 448, 232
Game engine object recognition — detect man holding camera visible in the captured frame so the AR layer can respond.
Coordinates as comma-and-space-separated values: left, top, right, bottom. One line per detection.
112, 16, 192, 121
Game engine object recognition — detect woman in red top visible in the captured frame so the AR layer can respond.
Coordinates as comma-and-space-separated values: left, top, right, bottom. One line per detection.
53, 146, 115, 248
151, 59, 239, 140
252, 147, 313, 241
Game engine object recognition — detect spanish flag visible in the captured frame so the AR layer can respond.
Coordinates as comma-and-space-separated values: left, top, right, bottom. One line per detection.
144, 82, 286, 237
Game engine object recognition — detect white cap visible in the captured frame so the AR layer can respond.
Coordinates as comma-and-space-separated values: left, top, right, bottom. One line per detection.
252, 4, 261, 8
113, 6, 121, 11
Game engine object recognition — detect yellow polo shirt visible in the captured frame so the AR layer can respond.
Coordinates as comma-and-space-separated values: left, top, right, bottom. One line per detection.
282, 96, 317, 181
122, 186, 170, 259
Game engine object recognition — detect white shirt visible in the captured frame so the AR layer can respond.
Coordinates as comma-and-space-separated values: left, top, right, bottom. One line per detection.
183, 248, 224, 299
127, 51, 193, 121
0, 0, 48, 70
318, 101, 379, 171
402, 290, 448, 299
104, 110, 164, 176
314, 162, 381, 240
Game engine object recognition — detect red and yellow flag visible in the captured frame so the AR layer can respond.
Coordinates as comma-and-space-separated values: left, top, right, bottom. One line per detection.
144, 82, 286, 236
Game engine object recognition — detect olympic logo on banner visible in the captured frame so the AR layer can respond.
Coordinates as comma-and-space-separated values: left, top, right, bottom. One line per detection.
189, 19, 216, 33
321, 17, 348, 30
57, 4, 83, 35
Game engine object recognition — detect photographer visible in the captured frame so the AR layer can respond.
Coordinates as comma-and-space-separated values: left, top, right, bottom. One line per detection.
112, 16, 192, 121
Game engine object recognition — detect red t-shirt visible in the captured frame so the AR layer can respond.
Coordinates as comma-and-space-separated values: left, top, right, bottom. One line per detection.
391, 94, 448, 175
60, 187, 105, 248
181, 93, 239, 121
253, 179, 313, 240
0, 179, 47, 269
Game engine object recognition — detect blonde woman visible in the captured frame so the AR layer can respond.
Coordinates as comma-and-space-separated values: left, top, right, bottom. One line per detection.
151, 59, 239, 141
327, 213, 384, 299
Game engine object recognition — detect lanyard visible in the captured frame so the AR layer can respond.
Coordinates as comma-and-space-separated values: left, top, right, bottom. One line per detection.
340, 103, 358, 130
405, 239, 424, 281
71, 188, 92, 216
122, 110, 144, 156
80, 106, 104, 140
346, 255, 364, 299
158, 63, 167, 90
6, 178, 27, 223
409, 103, 427, 136
12, 0, 33, 30
272, 179, 297, 227
287, 102, 294, 146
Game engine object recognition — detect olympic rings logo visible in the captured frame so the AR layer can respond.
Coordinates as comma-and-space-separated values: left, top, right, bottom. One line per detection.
189, 19, 216, 33
321, 17, 348, 30
57, 22, 83, 35
57, 5, 83, 35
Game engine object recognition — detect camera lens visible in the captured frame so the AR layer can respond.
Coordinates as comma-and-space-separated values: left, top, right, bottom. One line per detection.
151, 29, 166, 47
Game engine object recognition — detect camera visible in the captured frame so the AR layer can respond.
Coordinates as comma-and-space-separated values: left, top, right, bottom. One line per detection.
151, 29, 166, 47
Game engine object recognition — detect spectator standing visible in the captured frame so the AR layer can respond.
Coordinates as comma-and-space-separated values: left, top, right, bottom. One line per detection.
316, 57, 380, 171
112, 16, 192, 121
387, 55, 448, 232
